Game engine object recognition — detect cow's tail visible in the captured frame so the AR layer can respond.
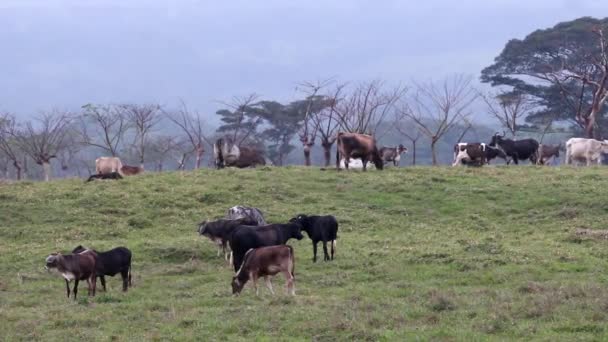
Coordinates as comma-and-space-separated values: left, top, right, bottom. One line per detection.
128, 264, 132, 287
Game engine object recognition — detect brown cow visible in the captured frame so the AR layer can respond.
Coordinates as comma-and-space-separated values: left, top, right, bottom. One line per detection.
120, 165, 144, 175
335, 132, 384, 171
45, 249, 98, 299
230, 147, 266, 168
95, 157, 123, 174
231, 245, 295, 296
379, 144, 408, 166
536, 143, 561, 165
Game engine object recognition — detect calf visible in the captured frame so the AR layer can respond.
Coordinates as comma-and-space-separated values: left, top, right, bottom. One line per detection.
72, 245, 132, 292
226, 206, 267, 225
229, 223, 303, 272
231, 245, 295, 296
121, 165, 144, 176
379, 144, 408, 166
45, 249, 97, 299
197, 217, 258, 261
86, 171, 123, 182
290, 214, 338, 262
536, 144, 561, 165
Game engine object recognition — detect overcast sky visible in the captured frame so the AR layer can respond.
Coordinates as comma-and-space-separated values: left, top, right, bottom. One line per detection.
1, 0, 607, 124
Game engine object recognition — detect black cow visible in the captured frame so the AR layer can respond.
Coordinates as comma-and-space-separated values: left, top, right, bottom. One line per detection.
72, 245, 132, 292
229, 223, 304, 272
86, 172, 123, 182
290, 214, 338, 262
489, 132, 539, 165
197, 217, 258, 261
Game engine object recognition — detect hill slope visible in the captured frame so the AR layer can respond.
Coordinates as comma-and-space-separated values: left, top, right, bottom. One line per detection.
1, 166, 608, 340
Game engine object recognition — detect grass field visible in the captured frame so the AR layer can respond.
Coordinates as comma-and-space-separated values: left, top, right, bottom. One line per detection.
2, 166, 608, 341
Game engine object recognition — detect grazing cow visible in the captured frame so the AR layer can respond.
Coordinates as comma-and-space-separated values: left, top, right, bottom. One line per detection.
565, 138, 608, 166
45, 249, 97, 299
290, 214, 338, 262
197, 217, 258, 261
229, 223, 304, 272
489, 132, 539, 165
336, 132, 384, 171
213, 137, 240, 169
379, 145, 408, 166
120, 165, 143, 176
536, 144, 561, 165
86, 171, 123, 182
452, 143, 508, 166
231, 146, 267, 168
95, 157, 123, 175
72, 245, 132, 292
231, 245, 295, 296
227, 206, 267, 225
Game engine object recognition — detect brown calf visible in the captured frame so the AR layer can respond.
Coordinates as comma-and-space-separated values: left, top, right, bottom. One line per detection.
336, 132, 384, 171
121, 165, 144, 175
231, 245, 295, 296
45, 249, 98, 299
536, 144, 561, 165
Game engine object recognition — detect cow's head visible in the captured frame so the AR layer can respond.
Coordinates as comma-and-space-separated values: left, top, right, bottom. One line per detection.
72, 245, 86, 254
45, 253, 62, 270
489, 132, 505, 147
197, 221, 208, 235
286, 222, 305, 240
290, 214, 310, 233
231, 276, 245, 295
372, 150, 384, 170
398, 144, 408, 154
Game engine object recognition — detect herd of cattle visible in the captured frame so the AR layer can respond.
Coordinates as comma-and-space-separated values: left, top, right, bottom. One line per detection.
44, 206, 338, 298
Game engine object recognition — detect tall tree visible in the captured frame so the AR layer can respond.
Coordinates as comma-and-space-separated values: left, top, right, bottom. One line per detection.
399, 75, 477, 165
311, 84, 345, 166
482, 17, 608, 138
11, 111, 73, 181
255, 101, 304, 166
296, 80, 334, 166
165, 101, 211, 169
215, 94, 263, 146
122, 103, 162, 169
0, 113, 25, 180
480, 91, 536, 136
79, 104, 130, 156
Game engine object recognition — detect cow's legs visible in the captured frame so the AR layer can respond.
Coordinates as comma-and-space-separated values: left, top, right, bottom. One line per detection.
344, 157, 350, 170
322, 241, 329, 261
121, 270, 129, 291
65, 279, 71, 298
264, 276, 275, 295
284, 271, 295, 295
100, 275, 107, 292
72, 279, 79, 300
331, 240, 335, 260
252, 276, 259, 296
91, 275, 96, 296
312, 242, 318, 263
362, 158, 368, 171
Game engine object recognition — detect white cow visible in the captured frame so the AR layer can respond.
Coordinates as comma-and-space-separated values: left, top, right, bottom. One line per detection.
339, 158, 376, 170
95, 157, 123, 174
565, 138, 608, 166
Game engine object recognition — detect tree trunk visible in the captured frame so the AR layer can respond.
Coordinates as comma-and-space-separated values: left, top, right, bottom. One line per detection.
585, 111, 597, 139
42, 161, 52, 182
411, 140, 417, 166
431, 139, 438, 166
13, 161, 22, 180
322, 143, 332, 167
303, 144, 312, 166
195, 143, 204, 169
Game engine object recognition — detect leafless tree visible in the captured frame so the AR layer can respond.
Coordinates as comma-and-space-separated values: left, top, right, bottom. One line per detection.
0, 113, 26, 180
10, 111, 73, 181
335, 80, 406, 137
150, 135, 178, 171
480, 91, 535, 137
164, 101, 212, 169
79, 104, 130, 156
400, 75, 477, 165
310, 84, 346, 166
296, 79, 335, 166
122, 103, 162, 169
393, 117, 422, 166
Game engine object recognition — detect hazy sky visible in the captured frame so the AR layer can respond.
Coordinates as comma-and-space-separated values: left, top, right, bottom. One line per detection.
2, 0, 607, 124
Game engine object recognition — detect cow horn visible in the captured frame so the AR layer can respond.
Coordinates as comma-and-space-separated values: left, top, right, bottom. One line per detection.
502, 131, 506, 137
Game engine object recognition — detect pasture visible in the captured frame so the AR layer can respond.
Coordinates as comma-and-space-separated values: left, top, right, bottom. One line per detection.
1, 166, 608, 341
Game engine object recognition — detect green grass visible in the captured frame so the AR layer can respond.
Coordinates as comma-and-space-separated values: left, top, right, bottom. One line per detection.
2, 166, 608, 341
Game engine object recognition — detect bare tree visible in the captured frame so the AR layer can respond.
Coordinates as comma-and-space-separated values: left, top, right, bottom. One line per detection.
296, 79, 335, 166
122, 103, 162, 169
0, 113, 25, 180
400, 75, 478, 165
150, 135, 177, 171
393, 118, 422, 166
480, 91, 535, 137
11, 111, 73, 181
79, 104, 130, 156
165, 101, 212, 169
335, 80, 406, 137
310, 84, 346, 166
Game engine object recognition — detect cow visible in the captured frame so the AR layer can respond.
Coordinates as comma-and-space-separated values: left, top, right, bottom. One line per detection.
231, 245, 296, 296
197, 217, 259, 261
335, 132, 384, 171
290, 214, 338, 262
95, 157, 123, 175
213, 137, 240, 169
72, 245, 132, 292
229, 223, 304, 272
120, 165, 144, 176
452, 143, 508, 166
536, 143, 561, 165
226, 206, 267, 225
489, 132, 539, 165
565, 138, 608, 166
230, 146, 267, 168
86, 171, 123, 182
379, 145, 408, 166
44, 249, 97, 299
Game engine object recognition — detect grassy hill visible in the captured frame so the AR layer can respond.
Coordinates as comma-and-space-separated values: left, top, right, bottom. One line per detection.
2, 166, 608, 341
